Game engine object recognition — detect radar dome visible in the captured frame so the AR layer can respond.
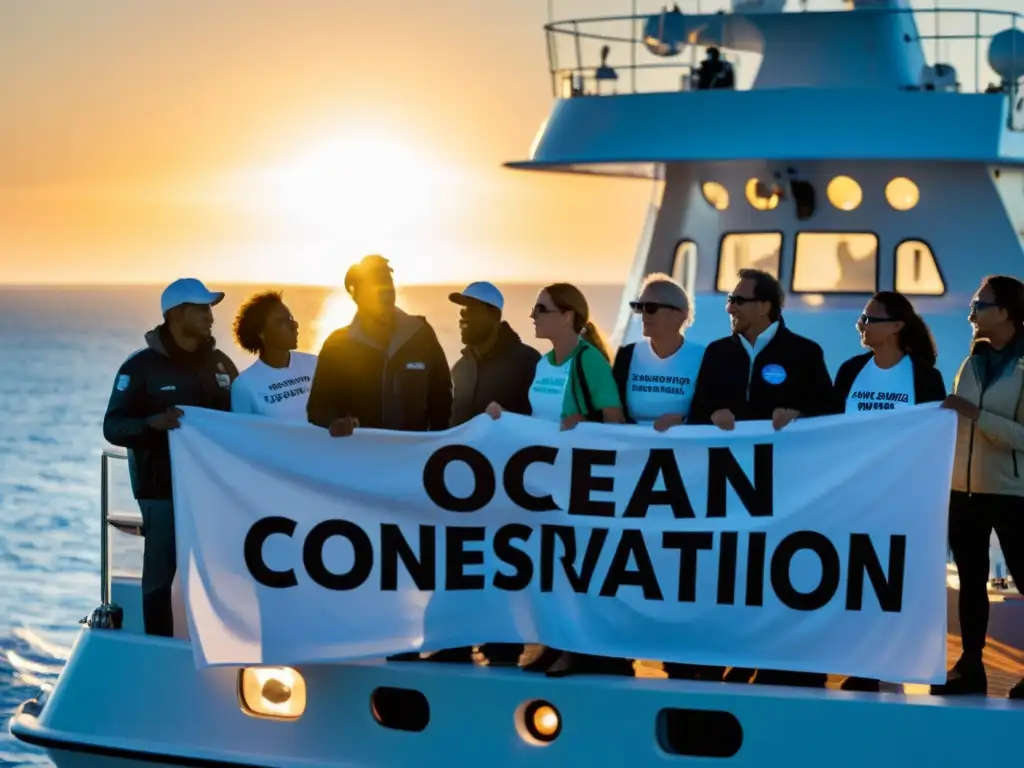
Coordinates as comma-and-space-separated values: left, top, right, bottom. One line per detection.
642, 7, 686, 57
988, 28, 1024, 83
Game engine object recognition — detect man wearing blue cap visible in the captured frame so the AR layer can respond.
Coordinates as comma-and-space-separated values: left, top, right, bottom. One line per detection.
448, 281, 540, 427
420, 281, 539, 667
102, 278, 238, 636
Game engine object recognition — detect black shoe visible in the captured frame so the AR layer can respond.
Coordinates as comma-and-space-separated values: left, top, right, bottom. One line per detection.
1008, 677, 1024, 699
840, 676, 881, 692
664, 663, 725, 681
723, 667, 755, 683
479, 643, 523, 667
420, 646, 475, 663
931, 656, 987, 696
387, 652, 423, 662
753, 669, 827, 688
544, 652, 634, 678
521, 645, 564, 673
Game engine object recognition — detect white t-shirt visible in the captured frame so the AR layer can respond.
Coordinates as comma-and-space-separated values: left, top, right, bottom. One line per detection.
625, 339, 706, 424
845, 356, 915, 414
528, 355, 571, 423
231, 352, 319, 422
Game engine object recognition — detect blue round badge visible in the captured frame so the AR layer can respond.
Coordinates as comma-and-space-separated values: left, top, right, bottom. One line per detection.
761, 364, 787, 385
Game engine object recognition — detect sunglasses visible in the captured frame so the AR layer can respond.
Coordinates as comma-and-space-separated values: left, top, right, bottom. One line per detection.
726, 294, 758, 306
630, 301, 677, 314
532, 303, 560, 315
970, 299, 998, 313
858, 314, 894, 325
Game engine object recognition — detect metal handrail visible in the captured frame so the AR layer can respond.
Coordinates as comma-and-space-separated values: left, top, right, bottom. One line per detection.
543, 7, 1023, 129
100, 449, 128, 604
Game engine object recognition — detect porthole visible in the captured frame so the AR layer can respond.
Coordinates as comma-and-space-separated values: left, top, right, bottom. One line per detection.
885, 177, 919, 211
826, 176, 862, 211
701, 181, 729, 210
744, 178, 779, 211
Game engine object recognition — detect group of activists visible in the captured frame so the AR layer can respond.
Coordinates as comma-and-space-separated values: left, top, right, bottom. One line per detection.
102, 254, 1024, 700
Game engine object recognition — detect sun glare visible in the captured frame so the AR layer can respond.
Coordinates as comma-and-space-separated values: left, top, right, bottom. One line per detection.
249, 131, 459, 285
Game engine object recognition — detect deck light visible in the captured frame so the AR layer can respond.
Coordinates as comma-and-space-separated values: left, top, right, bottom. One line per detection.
885, 177, 919, 211
701, 181, 729, 210
520, 700, 561, 744
240, 666, 307, 720
826, 175, 862, 211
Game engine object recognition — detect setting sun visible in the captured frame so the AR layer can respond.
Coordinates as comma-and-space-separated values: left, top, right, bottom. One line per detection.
240, 131, 467, 285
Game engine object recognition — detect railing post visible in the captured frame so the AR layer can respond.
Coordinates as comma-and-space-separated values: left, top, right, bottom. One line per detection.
974, 11, 980, 95
631, 0, 637, 94
100, 453, 110, 605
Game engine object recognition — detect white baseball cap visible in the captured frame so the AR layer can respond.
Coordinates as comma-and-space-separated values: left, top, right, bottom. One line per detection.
448, 281, 504, 312
160, 278, 225, 315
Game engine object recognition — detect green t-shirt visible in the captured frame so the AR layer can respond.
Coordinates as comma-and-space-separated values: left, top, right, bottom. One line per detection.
550, 341, 622, 418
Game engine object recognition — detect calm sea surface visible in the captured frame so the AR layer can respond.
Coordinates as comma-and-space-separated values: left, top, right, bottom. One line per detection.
0, 282, 622, 765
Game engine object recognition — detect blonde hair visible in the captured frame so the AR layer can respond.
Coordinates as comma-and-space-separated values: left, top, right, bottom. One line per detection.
544, 282, 612, 361
639, 272, 694, 331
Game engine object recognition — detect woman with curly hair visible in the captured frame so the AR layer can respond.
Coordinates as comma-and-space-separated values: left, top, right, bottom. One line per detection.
230, 290, 318, 421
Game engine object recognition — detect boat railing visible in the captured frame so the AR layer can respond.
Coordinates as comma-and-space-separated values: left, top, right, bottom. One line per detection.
100, 448, 142, 605
545, 7, 1023, 130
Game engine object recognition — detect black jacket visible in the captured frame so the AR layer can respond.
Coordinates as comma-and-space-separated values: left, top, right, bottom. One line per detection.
307, 309, 452, 431
688, 320, 833, 424
831, 352, 946, 414
450, 322, 540, 427
103, 326, 239, 501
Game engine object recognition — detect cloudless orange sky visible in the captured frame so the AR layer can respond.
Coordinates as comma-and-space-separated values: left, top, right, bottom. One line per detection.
0, 0, 659, 286
1, 0, 1018, 286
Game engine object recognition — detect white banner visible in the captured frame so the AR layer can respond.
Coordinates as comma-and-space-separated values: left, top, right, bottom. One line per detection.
169, 404, 957, 683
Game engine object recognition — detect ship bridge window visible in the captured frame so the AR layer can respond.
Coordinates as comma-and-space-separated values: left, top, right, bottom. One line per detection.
673, 240, 697, 292
886, 178, 920, 211
895, 240, 944, 295
744, 179, 780, 211
701, 182, 729, 210
826, 176, 863, 212
793, 232, 877, 293
716, 232, 781, 291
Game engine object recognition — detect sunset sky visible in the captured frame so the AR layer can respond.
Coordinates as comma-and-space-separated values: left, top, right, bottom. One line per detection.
1, 0, 1018, 286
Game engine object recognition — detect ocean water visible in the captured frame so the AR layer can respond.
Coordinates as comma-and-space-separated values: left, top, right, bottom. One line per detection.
0, 282, 622, 766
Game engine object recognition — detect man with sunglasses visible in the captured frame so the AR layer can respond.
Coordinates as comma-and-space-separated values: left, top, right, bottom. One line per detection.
688, 268, 833, 431
687, 268, 833, 689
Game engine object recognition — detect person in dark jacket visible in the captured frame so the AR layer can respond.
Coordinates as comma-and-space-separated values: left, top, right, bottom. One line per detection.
449, 281, 540, 427
688, 268, 833, 689
420, 281, 541, 667
306, 255, 452, 436
831, 291, 945, 692
688, 268, 834, 431
102, 278, 238, 637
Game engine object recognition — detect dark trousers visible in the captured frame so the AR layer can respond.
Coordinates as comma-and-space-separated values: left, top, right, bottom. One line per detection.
139, 499, 176, 637
948, 491, 1024, 659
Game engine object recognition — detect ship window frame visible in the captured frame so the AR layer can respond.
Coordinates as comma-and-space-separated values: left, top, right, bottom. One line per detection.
672, 239, 698, 291
893, 237, 946, 296
790, 230, 880, 296
714, 230, 785, 293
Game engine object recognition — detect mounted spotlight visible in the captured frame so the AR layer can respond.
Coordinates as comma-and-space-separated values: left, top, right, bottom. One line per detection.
643, 4, 686, 57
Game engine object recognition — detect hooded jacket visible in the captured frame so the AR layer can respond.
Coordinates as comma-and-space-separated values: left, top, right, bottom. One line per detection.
102, 326, 239, 501
450, 322, 541, 426
951, 336, 1024, 497
307, 308, 452, 431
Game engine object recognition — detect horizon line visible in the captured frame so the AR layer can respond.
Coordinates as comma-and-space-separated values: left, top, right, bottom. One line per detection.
0, 279, 625, 290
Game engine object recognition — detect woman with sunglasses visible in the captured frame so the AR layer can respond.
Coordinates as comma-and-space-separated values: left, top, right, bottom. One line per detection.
933, 276, 1024, 699
485, 282, 626, 678
485, 282, 624, 428
830, 291, 945, 692
612, 273, 706, 430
